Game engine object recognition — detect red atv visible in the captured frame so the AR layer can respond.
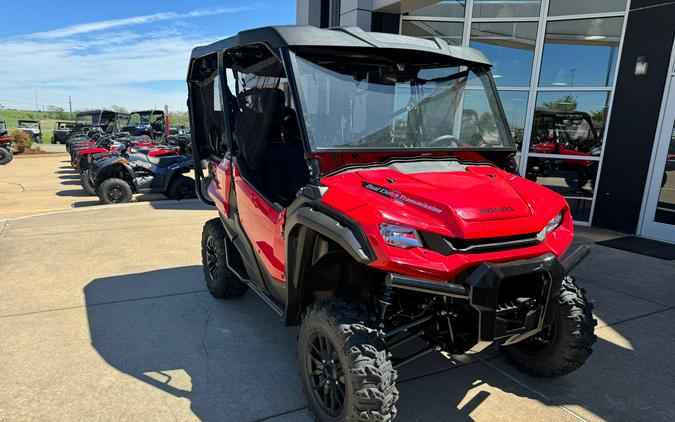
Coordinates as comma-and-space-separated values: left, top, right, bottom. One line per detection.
188, 27, 596, 421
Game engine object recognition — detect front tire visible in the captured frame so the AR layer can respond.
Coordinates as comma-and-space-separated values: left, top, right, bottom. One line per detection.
201, 218, 248, 299
167, 175, 196, 200
98, 178, 133, 204
0, 146, 12, 165
81, 170, 97, 195
501, 276, 597, 377
299, 298, 399, 421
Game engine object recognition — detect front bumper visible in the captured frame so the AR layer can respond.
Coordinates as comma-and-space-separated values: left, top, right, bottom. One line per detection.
386, 245, 590, 347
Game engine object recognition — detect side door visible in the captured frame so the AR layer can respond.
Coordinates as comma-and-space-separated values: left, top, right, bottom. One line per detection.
232, 163, 286, 286
225, 44, 290, 299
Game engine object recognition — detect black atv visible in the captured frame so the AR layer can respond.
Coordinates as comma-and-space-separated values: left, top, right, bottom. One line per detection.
51, 121, 77, 144
88, 141, 195, 204
0, 135, 13, 165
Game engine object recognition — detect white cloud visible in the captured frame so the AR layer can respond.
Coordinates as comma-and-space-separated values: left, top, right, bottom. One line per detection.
26, 6, 252, 39
0, 6, 251, 112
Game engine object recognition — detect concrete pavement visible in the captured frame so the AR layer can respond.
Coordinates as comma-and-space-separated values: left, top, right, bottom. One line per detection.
1, 156, 674, 421
0, 153, 167, 219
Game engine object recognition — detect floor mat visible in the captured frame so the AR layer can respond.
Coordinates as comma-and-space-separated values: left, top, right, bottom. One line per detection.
596, 236, 675, 260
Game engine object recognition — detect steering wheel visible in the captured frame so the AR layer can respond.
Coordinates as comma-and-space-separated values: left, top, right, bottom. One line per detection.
427, 134, 460, 148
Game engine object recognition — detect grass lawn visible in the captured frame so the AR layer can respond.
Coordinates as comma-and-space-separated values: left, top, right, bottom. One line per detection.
0, 109, 70, 144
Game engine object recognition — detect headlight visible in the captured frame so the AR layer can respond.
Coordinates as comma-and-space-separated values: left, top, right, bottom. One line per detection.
537, 211, 563, 242
379, 223, 423, 249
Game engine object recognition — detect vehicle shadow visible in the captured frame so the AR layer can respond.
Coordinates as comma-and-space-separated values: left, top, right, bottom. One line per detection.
56, 188, 90, 197
83, 266, 652, 422
84, 266, 305, 421
58, 174, 80, 180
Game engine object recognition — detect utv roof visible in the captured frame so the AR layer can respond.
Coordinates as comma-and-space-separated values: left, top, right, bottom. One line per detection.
190, 25, 490, 66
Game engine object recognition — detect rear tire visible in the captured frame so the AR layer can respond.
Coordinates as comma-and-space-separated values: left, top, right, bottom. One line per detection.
167, 175, 196, 200
501, 276, 597, 377
98, 178, 132, 204
201, 218, 248, 299
299, 298, 399, 421
0, 147, 12, 165
81, 170, 97, 195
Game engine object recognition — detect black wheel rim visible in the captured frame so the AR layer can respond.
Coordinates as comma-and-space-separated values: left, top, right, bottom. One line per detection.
178, 182, 193, 198
107, 186, 124, 203
515, 322, 558, 355
205, 236, 218, 280
306, 332, 345, 417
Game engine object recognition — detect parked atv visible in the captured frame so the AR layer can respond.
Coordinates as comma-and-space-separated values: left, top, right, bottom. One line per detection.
88, 140, 194, 204
78, 136, 180, 195
71, 133, 156, 171
0, 135, 12, 165
51, 121, 77, 144
17, 119, 42, 144
187, 26, 597, 421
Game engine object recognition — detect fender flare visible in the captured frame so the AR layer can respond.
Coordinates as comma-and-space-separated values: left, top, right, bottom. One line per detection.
95, 161, 135, 187
161, 160, 193, 192
283, 203, 375, 325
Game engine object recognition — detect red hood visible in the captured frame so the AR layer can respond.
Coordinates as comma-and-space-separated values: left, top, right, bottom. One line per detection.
320, 163, 567, 239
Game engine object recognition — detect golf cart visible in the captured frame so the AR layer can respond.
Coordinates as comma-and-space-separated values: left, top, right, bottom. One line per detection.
188, 26, 596, 421
17, 119, 42, 144
51, 121, 77, 144
122, 110, 167, 140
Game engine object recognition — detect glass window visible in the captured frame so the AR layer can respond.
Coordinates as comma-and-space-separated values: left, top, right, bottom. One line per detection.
528, 162, 597, 222
401, 20, 463, 46
530, 91, 609, 155
473, 0, 541, 18
655, 124, 675, 225
539, 17, 623, 87
498, 91, 529, 150
470, 22, 537, 87
405, 0, 466, 18
548, 0, 627, 17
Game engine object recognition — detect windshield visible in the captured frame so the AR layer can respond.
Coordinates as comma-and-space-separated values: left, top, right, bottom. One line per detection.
291, 51, 513, 151
19, 121, 39, 129
128, 111, 161, 125
77, 114, 97, 125
532, 111, 601, 153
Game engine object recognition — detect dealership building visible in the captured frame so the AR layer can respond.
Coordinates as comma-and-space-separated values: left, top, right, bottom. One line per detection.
296, 0, 675, 243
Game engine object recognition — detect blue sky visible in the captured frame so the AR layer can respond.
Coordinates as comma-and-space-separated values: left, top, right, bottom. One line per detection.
0, 1, 296, 112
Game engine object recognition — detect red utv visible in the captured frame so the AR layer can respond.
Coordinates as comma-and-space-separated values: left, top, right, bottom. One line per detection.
527, 109, 602, 190
187, 26, 596, 421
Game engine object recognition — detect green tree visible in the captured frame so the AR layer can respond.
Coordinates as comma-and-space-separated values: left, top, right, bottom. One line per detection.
542, 95, 578, 112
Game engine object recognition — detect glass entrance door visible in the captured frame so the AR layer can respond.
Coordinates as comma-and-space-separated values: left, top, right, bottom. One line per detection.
641, 76, 675, 243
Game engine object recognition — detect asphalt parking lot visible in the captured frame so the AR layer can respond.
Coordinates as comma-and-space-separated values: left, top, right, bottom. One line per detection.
1, 155, 674, 421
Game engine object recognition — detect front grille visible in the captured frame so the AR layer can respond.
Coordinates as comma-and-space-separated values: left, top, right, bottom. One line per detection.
444, 232, 540, 253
